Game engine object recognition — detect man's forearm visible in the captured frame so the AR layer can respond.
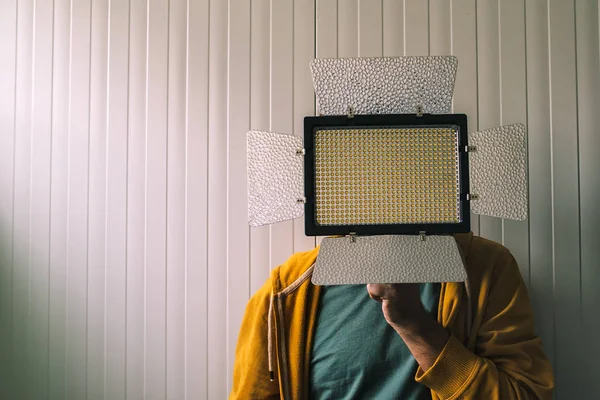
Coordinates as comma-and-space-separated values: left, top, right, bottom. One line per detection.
390, 314, 450, 371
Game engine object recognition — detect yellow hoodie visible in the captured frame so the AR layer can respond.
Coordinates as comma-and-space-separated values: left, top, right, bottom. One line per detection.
230, 232, 554, 399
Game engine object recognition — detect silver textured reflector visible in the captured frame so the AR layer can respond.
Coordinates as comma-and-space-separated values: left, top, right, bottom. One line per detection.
310, 56, 458, 116
311, 235, 467, 285
247, 130, 304, 226
314, 127, 461, 226
468, 123, 528, 220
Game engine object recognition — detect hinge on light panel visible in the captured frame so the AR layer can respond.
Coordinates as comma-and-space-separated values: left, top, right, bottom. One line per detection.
296, 148, 306, 156
348, 232, 357, 243
296, 197, 306, 204
347, 106, 355, 119
419, 231, 426, 241
467, 193, 480, 201
416, 105, 424, 117
465, 145, 477, 152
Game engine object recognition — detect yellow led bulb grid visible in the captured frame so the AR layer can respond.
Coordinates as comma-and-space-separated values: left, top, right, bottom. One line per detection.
314, 127, 461, 226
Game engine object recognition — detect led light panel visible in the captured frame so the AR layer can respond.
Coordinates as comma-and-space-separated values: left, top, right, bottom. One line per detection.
310, 56, 458, 116
304, 114, 470, 236
314, 127, 460, 226
244, 54, 532, 285
311, 235, 467, 285
247, 130, 304, 227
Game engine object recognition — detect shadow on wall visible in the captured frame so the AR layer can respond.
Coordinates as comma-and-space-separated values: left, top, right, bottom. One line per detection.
0, 221, 11, 399
0, 228, 52, 399
526, 268, 554, 357
0, 221, 97, 399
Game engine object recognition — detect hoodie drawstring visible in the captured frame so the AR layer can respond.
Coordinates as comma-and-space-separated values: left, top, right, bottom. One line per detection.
267, 293, 275, 381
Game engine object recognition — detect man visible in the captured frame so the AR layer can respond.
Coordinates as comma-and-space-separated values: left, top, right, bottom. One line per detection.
230, 232, 554, 399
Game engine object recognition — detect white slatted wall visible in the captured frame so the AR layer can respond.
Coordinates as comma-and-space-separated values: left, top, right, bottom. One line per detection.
0, 1, 598, 399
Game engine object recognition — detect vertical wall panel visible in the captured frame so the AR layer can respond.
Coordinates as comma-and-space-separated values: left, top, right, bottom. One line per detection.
28, 0, 54, 397
577, 0, 600, 396
126, 0, 147, 397
185, 0, 210, 397
476, 0, 502, 244
11, 0, 34, 397
227, 0, 251, 392
499, 0, 529, 282
383, 0, 403, 56
166, 1, 187, 399
250, 0, 271, 294
66, 1, 92, 399
451, 0, 480, 236
105, 2, 130, 399
429, 0, 450, 55
293, 0, 317, 253
0, 1, 17, 398
87, 0, 109, 397
270, 1, 295, 269
338, 1, 358, 57
404, 0, 428, 55
145, 1, 169, 398
48, 0, 70, 398
207, 0, 228, 397
549, 0, 583, 396
359, 0, 383, 57
142, 0, 169, 398
316, 0, 337, 58
525, 0, 555, 369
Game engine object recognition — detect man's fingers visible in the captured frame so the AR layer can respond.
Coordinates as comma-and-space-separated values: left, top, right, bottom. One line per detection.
367, 283, 421, 301
367, 283, 393, 301
368, 291, 383, 302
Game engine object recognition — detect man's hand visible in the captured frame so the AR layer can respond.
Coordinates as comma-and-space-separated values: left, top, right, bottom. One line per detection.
367, 283, 428, 326
367, 283, 450, 371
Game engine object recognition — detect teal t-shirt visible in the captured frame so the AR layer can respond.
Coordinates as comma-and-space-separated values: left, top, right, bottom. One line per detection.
309, 283, 440, 400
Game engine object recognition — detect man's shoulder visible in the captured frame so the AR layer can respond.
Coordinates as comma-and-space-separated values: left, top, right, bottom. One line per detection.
469, 235, 514, 260
470, 235, 511, 254
462, 233, 521, 284
456, 231, 509, 258
270, 246, 320, 292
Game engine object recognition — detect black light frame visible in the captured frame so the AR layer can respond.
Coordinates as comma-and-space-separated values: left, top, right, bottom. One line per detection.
303, 113, 471, 236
